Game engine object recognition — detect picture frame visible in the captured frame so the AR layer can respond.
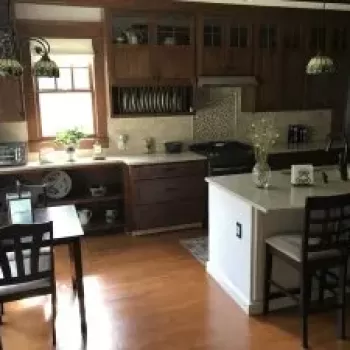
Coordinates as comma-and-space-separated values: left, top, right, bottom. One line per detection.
7, 194, 33, 225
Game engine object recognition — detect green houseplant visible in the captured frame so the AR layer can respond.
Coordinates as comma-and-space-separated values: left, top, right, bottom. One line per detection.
55, 128, 85, 162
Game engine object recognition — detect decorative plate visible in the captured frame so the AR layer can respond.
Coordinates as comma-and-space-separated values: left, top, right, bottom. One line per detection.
43, 170, 72, 199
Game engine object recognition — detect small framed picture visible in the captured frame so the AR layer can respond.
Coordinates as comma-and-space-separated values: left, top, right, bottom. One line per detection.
291, 164, 314, 186
7, 197, 33, 224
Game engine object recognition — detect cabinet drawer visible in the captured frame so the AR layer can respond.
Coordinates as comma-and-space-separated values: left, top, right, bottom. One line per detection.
133, 200, 203, 230
134, 177, 204, 205
131, 161, 205, 180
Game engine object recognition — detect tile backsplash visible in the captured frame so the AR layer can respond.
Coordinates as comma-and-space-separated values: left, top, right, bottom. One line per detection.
194, 87, 332, 145
107, 116, 193, 155
0, 87, 332, 154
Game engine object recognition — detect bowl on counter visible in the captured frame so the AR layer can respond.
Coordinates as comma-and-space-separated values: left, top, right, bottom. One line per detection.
164, 141, 183, 154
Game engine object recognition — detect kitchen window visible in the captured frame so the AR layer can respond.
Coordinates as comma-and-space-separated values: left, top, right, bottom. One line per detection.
36, 54, 95, 138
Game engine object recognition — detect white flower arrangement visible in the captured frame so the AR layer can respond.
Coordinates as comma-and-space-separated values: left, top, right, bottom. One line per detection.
250, 118, 279, 163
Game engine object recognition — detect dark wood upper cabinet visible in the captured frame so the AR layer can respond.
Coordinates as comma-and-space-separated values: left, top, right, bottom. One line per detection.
111, 12, 195, 84
198, 15, 254, 77
108, 6, 350, 119
198, 17, 227, 76
0, 77, 24, 122
226, 21, 254, 75
153, 15, 195, 81
280, 22, 306, 110
255, 23, 281, 111
113, 45, 154, 81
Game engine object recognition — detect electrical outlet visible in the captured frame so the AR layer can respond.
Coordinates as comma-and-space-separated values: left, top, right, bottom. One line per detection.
236, 222, 242, 239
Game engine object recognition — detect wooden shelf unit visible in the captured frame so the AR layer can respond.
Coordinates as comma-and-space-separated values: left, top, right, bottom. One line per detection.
48, 193, 123, 207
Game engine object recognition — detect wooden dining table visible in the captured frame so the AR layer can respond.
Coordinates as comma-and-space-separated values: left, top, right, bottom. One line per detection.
1, 205, 87, 335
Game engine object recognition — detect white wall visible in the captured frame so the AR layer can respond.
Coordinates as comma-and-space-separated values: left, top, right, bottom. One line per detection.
207, 184, 253, 312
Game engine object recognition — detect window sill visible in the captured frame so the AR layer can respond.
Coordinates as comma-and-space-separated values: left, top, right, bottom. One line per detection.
28, 137, 109, 152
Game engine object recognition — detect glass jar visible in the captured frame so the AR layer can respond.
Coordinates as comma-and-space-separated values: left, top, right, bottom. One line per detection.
252, 161, 271, 189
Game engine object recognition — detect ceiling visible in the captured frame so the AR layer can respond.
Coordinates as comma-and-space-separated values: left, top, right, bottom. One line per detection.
177, 0, 350, 11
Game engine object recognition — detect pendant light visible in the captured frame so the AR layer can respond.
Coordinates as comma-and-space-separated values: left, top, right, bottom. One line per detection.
306, 0, 335, 75
0, 0, 59, 78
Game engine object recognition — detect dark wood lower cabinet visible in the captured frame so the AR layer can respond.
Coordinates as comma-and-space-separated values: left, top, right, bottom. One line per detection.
133, 200, 204, 230
127, 161, 206, 233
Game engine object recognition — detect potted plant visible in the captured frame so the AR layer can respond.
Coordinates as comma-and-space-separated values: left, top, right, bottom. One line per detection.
55, 128, 86, 162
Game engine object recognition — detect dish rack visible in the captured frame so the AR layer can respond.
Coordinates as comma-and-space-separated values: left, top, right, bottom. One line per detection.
112, 86, 194, 116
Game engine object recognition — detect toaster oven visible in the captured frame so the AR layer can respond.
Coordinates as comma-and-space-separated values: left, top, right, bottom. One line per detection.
0, 142, 27, 166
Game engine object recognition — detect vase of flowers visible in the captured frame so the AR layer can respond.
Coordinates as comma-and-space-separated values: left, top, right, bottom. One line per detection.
55, 128, 85, 162
250, 118, 279, 188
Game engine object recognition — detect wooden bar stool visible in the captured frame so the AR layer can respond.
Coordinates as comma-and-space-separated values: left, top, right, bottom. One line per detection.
263, 193, 350, 349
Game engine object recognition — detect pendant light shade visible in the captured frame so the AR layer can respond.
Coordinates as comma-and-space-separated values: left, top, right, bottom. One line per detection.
0, 0, 59, 78
0, 57, 23, 77
33, 54, 59, 78
306, 53, 335, 75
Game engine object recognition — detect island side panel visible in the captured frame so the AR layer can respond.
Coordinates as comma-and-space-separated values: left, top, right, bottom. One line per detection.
206, 183, 253, 313
250, 208, 304, 314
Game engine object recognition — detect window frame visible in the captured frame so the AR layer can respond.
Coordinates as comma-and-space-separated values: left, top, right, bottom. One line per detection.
18, 20, 109, 151
35, 64, 97, 139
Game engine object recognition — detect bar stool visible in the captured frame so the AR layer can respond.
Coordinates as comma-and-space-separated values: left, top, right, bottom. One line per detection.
263, 193, 350, 349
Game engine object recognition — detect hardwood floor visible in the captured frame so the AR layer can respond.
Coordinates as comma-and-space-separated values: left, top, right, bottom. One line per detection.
1, 229, 350, 350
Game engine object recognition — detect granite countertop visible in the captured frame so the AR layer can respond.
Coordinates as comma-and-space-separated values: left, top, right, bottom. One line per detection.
0, 152, 206, 174
206, 166, 350, 214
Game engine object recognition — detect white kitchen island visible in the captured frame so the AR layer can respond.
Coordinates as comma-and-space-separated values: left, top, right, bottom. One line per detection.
206, 167, 350, 315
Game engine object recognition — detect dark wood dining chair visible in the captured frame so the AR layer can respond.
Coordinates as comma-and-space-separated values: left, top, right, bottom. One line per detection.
0, 222, 56, 345
263, 193, 350, 349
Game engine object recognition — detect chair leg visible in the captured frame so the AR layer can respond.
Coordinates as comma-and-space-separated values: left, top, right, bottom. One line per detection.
263, 244, 273, 315
318, 269, 325, 305
337, 261, 347, 340
52, 288, 57, 346
300, 271, 311, 349
0, 303, 4, 325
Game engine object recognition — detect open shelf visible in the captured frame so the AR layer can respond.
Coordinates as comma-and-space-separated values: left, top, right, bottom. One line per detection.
83, 220, 125, 234
48, 193, 123, 207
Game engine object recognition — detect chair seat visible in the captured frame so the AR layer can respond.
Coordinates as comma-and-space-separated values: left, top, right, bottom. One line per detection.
266, 234, 340, 263
0, 253, 51, 298
0, 278, 51, 298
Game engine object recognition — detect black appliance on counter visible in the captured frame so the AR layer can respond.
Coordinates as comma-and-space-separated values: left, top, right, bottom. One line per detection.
189, 141, 254, 176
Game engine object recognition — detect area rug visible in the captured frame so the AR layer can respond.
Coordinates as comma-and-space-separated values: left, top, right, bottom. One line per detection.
180, 236, 208, 266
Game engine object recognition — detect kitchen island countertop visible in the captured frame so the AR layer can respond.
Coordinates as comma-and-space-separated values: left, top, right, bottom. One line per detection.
206, 167, 350, 213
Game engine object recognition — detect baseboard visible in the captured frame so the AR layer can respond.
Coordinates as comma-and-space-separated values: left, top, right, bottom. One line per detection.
206, 264, 347, 315
206, 261, 252, 314
130, 223, 202, 236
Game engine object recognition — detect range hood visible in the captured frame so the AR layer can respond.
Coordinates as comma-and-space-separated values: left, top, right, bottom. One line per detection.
197, 76, 258, 87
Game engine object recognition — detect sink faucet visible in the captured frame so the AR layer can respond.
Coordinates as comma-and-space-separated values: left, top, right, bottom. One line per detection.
325, 133, 349, 181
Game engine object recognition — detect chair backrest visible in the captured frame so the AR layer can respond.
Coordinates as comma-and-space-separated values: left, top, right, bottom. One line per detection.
303, 193, 350, 261
0, 222, 54, 286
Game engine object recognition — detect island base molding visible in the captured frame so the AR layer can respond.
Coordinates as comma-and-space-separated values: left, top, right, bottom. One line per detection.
207, 261, 339, 315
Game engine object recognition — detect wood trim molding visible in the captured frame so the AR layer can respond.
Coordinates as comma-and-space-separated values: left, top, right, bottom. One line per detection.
16, 20, 103, 39
92, 37, 108, 141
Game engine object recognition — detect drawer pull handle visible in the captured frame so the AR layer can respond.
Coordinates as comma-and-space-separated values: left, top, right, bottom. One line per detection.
164, 167, 176, 172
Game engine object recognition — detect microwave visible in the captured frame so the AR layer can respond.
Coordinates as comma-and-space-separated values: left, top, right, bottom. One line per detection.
0, 142, 27, 166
